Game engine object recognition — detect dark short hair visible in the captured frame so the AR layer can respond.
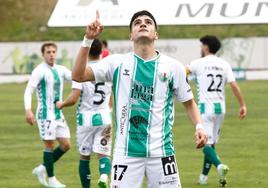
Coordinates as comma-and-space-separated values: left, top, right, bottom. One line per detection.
102, 40, 108, 48
200, 35, 221, 54
89, 39, 102, 57
129, 10, 157, 31
41, 42, 57, 54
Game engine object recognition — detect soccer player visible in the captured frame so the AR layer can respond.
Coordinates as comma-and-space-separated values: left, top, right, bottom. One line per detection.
187, 35, 247, 187
24, 42, 71, 188
56, 39, 113, 188
72, 10, 207, 188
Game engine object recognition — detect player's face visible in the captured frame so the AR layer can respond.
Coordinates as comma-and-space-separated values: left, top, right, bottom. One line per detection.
43, 46, 57, 66
130, 15, 158, 43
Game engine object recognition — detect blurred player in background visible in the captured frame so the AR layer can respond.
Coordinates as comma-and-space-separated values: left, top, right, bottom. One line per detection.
101, 40, 110, 58
56, 39, 113, 188
187, 35, 247, 187
72, 10, 207, 188
24, 42, 71, 188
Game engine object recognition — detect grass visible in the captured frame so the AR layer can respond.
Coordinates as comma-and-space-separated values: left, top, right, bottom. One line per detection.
0, 80, 267, 187
1, 1, 268, 41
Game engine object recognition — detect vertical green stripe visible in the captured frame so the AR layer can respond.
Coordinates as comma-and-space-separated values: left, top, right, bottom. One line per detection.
37, 78, 47, 119
76, 91, 83, 125
162, 77, 174, 156
147, 60, 158, 157
128, 56, 156, 157
113, 66, 120, 148
50, 68, 61, 119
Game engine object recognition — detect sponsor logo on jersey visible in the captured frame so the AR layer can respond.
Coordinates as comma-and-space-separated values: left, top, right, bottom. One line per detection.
100, 138, 108, 146
161, 155, 177, 176
129, 115, 148, 129
120, 104, 128, 135
122, 69, 130, 76
131, 82, 153, 103
158, 176, 178, 186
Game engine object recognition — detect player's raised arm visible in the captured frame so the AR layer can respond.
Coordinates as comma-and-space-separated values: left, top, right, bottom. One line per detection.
72, 10, 103, 82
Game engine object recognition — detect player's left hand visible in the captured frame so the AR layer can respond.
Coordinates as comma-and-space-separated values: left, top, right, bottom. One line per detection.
239, 105, 247, 119
195, 128, 207, 149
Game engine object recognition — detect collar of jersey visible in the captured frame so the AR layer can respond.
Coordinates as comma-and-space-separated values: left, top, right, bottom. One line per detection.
134, 51, 160, 63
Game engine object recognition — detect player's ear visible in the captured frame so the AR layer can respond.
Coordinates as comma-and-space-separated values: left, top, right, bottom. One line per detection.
129, 33, 133, 41
154, 32, 159, 40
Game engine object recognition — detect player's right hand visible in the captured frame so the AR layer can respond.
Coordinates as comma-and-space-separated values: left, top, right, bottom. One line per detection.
85, 10, 103, 39
56, 101, 63, 109
25, 109, 35, 126
239, 105, 247, 119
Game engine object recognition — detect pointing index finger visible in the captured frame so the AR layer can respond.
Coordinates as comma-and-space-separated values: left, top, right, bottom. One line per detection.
96, 10, 100, 20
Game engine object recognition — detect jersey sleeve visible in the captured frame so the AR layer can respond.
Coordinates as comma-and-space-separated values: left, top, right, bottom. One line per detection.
72, 80, 82, 90
173, 62, 194, 102
89, 55, 116, 83
226, 63, 235, 83
63, 66, 72, 81
187, 60, 197, 75
27, 67, 43, 88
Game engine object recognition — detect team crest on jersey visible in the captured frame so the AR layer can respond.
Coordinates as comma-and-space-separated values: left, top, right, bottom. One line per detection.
158, 71, 170, 82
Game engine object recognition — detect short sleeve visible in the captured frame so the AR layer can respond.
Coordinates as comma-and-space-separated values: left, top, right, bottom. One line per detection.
63, 66, 72, 81
187, 60, 197, 75
90, 55, 117, 83
173, 62, 194, 102
226, 63, 235, 83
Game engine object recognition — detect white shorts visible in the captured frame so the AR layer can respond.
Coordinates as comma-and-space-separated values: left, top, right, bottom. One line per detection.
76, 125, 112, 156
37, 119, 70, 140
110, 155, 181, 188
201, 114, 225, 145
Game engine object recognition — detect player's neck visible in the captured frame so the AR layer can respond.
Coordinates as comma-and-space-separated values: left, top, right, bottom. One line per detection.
46, 62, 54, 67
134, 43, 156, 60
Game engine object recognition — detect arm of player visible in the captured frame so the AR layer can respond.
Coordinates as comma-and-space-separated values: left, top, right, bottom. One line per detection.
182, 99, 207, 149
24, 85, 35, 126
56, 89, 81, 109
72, 10, 103, 82
229, 81, 247, 119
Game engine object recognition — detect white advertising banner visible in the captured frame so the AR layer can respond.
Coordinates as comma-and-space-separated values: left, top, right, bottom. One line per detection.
0, 38, 268, 74
48, 0, 268, 27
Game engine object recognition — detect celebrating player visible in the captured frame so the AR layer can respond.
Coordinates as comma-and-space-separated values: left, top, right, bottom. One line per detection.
72, 10, 207, 188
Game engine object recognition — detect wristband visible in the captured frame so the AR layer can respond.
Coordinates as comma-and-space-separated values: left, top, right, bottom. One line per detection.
81, 36, 93, 48
195, 123, 205, 130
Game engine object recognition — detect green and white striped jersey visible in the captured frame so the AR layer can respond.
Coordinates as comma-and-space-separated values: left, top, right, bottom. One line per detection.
27, 62, 71, 120
90, 52, 193, 157
188, 55, 235, 115
72, 61, 112, 126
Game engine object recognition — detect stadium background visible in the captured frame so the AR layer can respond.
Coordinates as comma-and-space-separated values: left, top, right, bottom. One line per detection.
0, 0, 267, 187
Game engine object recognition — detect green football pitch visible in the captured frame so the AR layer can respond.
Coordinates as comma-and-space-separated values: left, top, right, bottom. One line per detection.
0, 80, 267, 188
